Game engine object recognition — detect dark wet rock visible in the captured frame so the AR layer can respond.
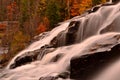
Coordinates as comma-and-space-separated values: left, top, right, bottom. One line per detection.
0, 65, 3, 69
50, 21, 80, 48
10, 49, 40, 69
91, 6, 100, 12
41, 45, 53, 49
50, 30, 67, 48
39, 72, 70, 80
50, 54, 63, 62
66, 21, 80, 45
112, 0, 120, 3
39, 76, 58, 80
10, 53, 33, 69
70, 44, 120, 80
10, 46, 55, 69
50, 37, 58, 48
88, 5, 101, 13
9, 63, 15, 69
37, 45, 55, 60
57, 71, 70, 79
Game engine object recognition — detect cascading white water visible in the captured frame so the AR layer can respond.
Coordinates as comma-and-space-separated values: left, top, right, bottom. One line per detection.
92, 58, 120, 80
110, 0, 112, 3
1, 32, 120, 80
0, 1, 120, 80
6, 22, 70, 69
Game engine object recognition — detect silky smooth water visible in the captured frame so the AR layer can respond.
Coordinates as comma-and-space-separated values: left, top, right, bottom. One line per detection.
1, 1, 120, 80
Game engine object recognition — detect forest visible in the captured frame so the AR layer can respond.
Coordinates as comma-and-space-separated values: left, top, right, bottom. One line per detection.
0, 0, 108, 67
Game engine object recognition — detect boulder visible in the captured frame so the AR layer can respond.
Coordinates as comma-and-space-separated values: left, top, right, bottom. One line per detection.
9, 49, 40, 69
112, 0, 120, 3
70, 44, 120, 80
57, 71, 70, 79
66, 21, 80, 45
10, 46, 55, 69
39, 76, 57, 80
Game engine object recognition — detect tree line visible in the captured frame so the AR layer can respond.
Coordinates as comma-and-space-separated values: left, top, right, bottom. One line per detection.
0, 0, 108, 66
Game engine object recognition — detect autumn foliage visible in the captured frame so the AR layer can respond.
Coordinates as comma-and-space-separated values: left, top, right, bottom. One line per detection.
79, 0, 92, 14
0, 0, 107, 67
70, 0, 80, 17
6, 1, 18, 20
36, 17, 49, 34
0, 24, 6, 30
36, 23, 47, 34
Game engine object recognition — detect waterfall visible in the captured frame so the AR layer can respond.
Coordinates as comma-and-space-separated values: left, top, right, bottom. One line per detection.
110, 0, 112, 3
93, 58, 120, 80
0, 1, 120, 80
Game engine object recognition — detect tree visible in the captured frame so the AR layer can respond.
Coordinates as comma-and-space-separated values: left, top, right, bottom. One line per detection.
9, 31, 30, 56
46, 0, 63, 28
92, 0, 106, 6
79, 0, 92, 14
6, 1, 18, 21
70, 0, 80, 17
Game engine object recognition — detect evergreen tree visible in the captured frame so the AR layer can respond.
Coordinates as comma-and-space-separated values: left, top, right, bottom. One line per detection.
46, 0, 63, 28
92, 0, 106, 6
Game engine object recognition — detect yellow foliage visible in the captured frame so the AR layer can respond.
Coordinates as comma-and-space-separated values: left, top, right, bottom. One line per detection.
36, 22, 47, 34
79, 0, 92, 14
10, 31, 30, 55
14, 31, 29, 43
101, 0, 107, 3
79, 0, 107, 14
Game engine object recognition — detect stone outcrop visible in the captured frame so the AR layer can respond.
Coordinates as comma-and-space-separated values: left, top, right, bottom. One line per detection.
112, 0, 120, 3
70, 44, 120, 80
10, 46, 54, 69
39, 72, 70, 80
